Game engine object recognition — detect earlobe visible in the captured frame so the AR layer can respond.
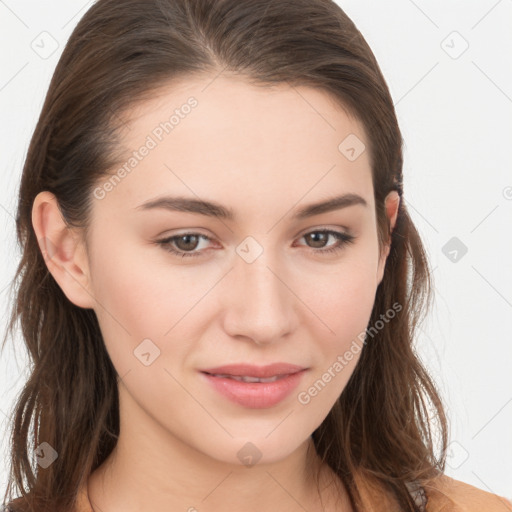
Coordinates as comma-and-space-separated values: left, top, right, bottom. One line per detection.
386, 190, 400, 234
376, 190, 401, 285
32, 191, 95, 309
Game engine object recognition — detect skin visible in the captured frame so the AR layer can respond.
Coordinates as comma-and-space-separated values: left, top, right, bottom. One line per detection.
32, 73, 399, 512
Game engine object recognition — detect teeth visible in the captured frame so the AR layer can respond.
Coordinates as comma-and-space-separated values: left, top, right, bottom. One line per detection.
212, 374, 283, 383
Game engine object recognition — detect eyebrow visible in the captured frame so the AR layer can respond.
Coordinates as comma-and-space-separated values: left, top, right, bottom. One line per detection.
135, 193, 367, 220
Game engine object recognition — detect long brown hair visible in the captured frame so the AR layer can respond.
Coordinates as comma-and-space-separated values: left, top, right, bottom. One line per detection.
1, 1, 448, 510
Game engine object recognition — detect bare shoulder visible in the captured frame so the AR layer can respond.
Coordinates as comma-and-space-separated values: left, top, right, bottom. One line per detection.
423, 473, 512, 512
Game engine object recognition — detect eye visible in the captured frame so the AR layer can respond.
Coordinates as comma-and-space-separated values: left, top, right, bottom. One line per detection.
156, 233, 213, 258
294, 229, 355, 255
155, 229, 355, 258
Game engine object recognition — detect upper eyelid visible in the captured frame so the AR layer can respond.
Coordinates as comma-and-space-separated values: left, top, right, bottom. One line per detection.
296, 225, 351, 238
160, 224, 352, 239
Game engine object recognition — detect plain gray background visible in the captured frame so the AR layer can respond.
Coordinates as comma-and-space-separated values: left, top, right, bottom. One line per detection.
1, 0, 511, 499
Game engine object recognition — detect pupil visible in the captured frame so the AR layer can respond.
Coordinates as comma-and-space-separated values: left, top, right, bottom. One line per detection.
177, 235, 198, 251
308, 232, 327, 248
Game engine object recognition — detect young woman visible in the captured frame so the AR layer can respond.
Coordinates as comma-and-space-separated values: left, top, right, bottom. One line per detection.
2, 1, 511, 511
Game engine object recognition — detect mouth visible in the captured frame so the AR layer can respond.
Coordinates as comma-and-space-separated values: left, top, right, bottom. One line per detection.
200, 362, 306, 378
199, 363, 308, 409
202, 373, 291, 383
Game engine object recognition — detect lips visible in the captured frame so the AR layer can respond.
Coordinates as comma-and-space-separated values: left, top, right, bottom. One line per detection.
199, 363, 308, 408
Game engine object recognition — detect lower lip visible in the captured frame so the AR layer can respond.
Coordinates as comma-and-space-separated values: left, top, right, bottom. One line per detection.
200, 370, 307, 409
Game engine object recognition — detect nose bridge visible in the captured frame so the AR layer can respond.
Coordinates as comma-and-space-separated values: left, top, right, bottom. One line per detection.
222, 238, 295, 343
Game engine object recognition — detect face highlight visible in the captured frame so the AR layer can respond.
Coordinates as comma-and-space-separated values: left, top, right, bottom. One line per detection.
79, 73, 395, 469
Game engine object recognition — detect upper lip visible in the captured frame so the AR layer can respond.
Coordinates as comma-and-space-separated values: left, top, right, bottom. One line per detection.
201, 363, 306, 378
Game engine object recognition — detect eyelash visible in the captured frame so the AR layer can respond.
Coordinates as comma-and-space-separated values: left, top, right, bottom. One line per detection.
155, 229, 355, 259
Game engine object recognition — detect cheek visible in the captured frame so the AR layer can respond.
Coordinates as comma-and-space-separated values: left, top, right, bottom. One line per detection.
295, 250, 379, 406
88, 235, 213, 370
294, 258, 378, 415
305, 252, 380, 340
87, 234, 173, 373
91, 247, 153, 330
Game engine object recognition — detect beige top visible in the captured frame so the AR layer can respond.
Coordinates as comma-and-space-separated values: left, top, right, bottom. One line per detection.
72, 471, 512, 512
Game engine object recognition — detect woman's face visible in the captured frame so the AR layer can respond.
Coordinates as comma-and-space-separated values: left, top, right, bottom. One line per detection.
65, 74, 397, 466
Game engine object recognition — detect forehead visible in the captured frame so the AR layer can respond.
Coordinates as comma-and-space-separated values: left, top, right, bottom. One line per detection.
98, 73, 374, 218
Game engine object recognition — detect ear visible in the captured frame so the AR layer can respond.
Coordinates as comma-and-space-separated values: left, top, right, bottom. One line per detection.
376, 190, 400, 286
32, 191, 96, 309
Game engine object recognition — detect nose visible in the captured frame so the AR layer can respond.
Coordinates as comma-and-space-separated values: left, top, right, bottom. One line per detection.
221, 249, 297, 346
